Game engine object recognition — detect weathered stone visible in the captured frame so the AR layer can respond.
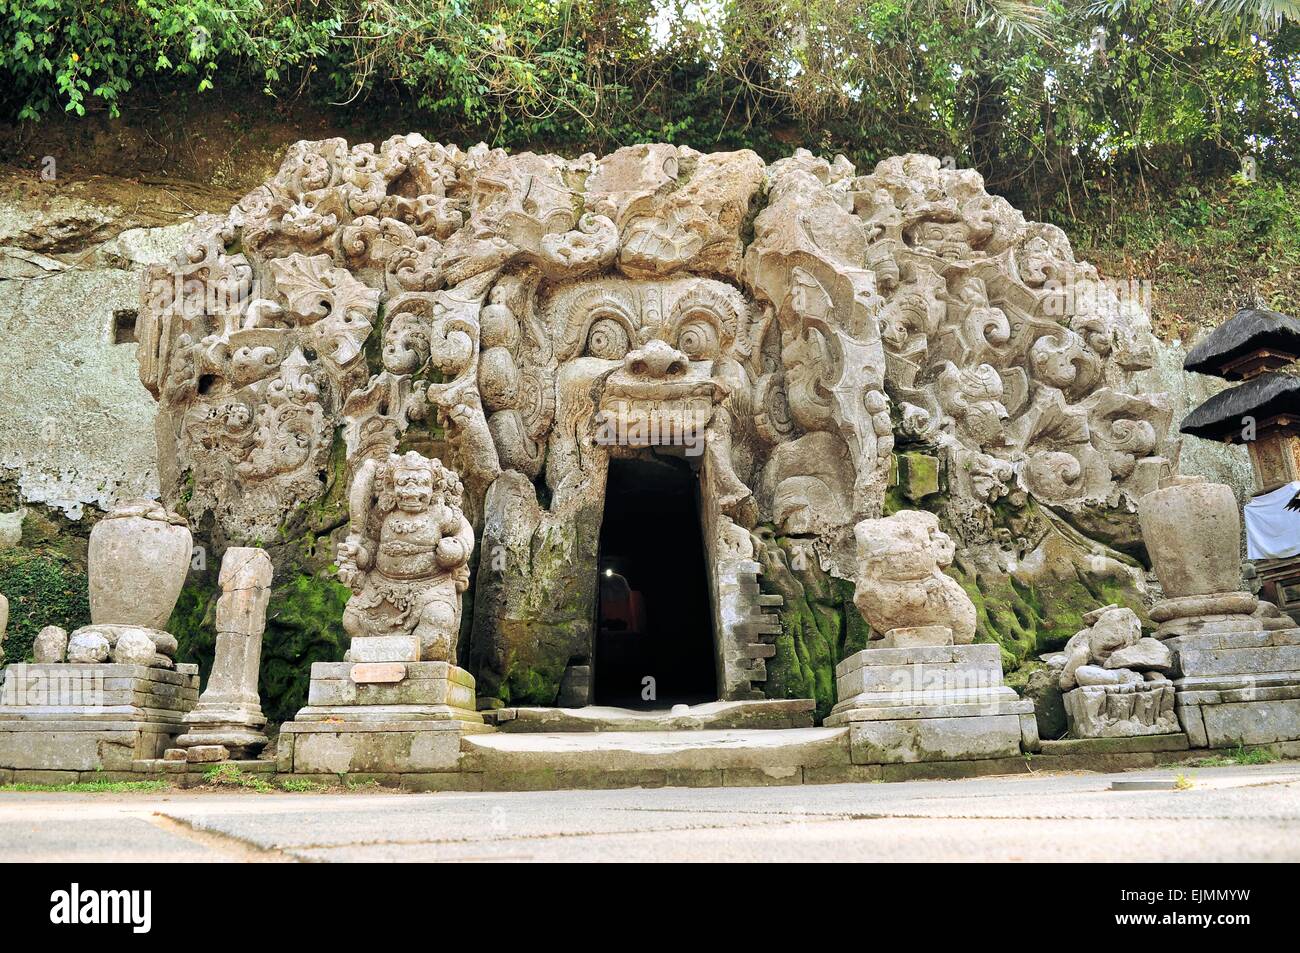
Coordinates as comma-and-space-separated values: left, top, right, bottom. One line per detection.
111, 629, 157, 666
176, 547, 273, 757
284, 721, 476, 774
0, 593, 8, 665
349, 635, 420, 663
853, 510, 976, 644
140, 139, 1181, 711
162, 748, 188, 761
1061, 682, 1179, 738
32, 626, 68, 664
1105, 636, 1172, 672
184, 744, 229, 763
1023, 666, 1067, 740
1139, 480, 1247, 600
848, 715, 1022, 764
65, 631, 110, 664
338, 452, 473, 662
897, 452, 940, 501
88, 498, 192, 632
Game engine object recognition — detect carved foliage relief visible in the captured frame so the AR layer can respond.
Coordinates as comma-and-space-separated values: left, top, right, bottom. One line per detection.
140, 139, 1177, 595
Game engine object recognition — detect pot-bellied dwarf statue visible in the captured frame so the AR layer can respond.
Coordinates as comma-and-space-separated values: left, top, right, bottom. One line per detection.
337, 451, 474, 662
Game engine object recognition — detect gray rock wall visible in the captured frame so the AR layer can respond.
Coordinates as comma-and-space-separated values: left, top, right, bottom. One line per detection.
0, 183, 191, 520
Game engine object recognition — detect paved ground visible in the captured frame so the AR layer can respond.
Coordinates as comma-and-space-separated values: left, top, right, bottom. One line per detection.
2, 763, 1298, 862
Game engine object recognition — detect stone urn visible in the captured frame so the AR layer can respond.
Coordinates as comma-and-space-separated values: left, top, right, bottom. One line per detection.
1137, 479, 1241, 598
88, 499, 192, 630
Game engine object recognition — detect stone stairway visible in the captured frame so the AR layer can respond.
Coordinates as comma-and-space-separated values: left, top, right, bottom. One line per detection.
459, 726, 851, 786
485, 698, 814, 732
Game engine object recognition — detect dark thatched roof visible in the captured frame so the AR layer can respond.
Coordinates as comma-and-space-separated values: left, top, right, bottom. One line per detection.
1183, 307, 1300, 378
1181, 371, 1300, 441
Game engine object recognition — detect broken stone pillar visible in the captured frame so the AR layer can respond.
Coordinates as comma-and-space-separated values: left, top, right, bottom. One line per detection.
175, 548, 273, 760
1139, 479, 1300, 748
825, 511, 1038, 762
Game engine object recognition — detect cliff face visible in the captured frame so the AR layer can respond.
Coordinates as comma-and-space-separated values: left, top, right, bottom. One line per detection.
0, 143, 1258, 723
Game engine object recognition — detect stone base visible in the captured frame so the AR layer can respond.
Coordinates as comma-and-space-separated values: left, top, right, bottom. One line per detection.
1061, 682, 1179, 738
1175, 678, 1300, 748
824, 644, 1036, 763
280, 661, 490, 775
1163, 625, 1300, 748
0, 663, 199, 770
174, 723, 269, 759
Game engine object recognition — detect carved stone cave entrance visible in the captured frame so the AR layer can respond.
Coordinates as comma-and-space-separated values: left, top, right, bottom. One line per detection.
594, 455, 717, 707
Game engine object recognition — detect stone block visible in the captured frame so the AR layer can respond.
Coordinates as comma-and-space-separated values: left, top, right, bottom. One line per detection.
848, 714, 1022, 764
897, 451, 940, 501
1061, 682, 1179, 739
1200, 698, 1300, 747
877, 625, 953, 649
185, 744, 229, 763
349, 635, 420, 663
1169, 642, 1300, 678
351, 663, 407, 684
287, 722, 468, 774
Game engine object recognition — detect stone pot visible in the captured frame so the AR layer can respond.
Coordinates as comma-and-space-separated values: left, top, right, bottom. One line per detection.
88, 499, 192, 630
1137, 480, 1241, 598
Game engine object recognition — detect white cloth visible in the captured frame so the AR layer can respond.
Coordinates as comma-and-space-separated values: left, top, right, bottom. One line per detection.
1244, 480, 1300, 560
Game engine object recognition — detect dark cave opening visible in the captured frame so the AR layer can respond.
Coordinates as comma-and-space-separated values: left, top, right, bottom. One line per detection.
594, 455, 717, 708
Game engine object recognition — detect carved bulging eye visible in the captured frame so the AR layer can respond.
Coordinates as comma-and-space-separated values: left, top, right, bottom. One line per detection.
585, 318, 630, 361
676, 319, 719, 360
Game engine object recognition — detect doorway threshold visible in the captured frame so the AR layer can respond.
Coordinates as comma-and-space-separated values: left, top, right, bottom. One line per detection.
486, 698, 815, 732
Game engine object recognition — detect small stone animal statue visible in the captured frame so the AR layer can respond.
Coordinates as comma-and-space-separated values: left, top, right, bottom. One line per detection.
853, 509, 977, 644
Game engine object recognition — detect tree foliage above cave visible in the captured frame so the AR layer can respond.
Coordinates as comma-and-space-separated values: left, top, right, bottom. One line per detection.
1, 1, 1297, 216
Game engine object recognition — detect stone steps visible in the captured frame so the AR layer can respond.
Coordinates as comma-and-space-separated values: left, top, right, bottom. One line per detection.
486, 698, 814, 732
460, 727, 849, 778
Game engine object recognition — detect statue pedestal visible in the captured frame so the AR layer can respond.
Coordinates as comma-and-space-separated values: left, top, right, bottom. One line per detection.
824, 644, 1038, 762
1167, 625, 1300, 748
0, 662, 199, 775
279, 662, 492, 776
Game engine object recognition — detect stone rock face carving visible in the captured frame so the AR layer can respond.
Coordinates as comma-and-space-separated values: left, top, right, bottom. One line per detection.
177, 547, 273, 758
852, 510, 977, 647
143, 139, 1181, 705
338, 451, 474, 663
1049, 604, 1177, 738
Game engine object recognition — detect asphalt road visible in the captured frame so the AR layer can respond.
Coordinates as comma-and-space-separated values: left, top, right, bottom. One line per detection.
3, 763, 1298, 862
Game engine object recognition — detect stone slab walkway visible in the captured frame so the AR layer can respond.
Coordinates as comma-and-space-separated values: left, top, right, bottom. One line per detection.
1, 762, 1297, 862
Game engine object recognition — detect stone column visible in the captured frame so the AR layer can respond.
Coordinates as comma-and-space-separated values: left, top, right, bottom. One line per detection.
176, 548, 273, 760
0, 592, 8, 665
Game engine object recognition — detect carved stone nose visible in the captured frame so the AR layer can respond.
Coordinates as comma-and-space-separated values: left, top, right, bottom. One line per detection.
625, 339, 688, 379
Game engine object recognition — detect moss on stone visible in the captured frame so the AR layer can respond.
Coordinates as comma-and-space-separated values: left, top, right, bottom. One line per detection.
261, 572, 352, 722
0, 547, 90, 663
951, 564, 1146, 671
167, 572, 220, 679
756, 534, 869, 723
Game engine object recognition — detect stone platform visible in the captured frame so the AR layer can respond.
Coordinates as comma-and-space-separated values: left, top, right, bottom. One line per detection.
1167, 626, 1300, 747
279, 661, 492, 776
0, 662, 199, 771
487, 698, 814, 732
823, 644, 1037, 763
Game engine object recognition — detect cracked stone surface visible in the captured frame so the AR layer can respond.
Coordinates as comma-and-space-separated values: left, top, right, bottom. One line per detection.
1, 762, 1296, 861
